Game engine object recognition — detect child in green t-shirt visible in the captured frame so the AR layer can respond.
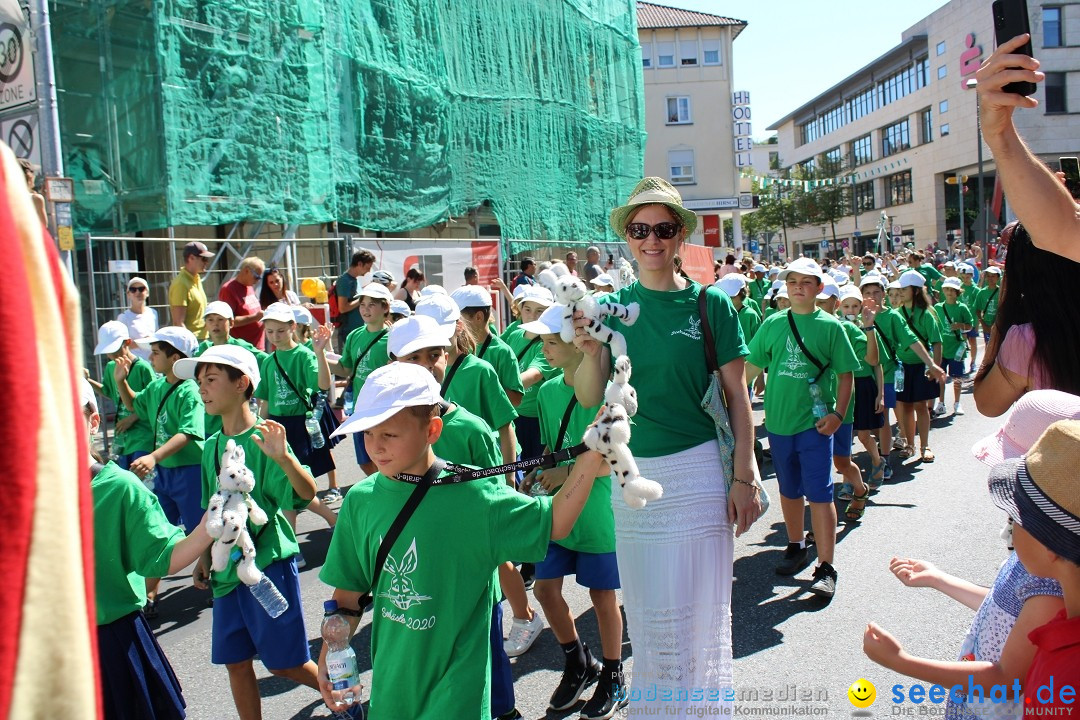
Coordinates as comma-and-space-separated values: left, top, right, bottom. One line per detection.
197, 301, 268, 440
519, 305, 627, 719
93, 320, 156, 472
452, 284, 526, 408
319, 362, 605, 720
502, 288, 561, 463
957, 264, 981, 372
933, 279, 974, 416
975, 267, 1002, 342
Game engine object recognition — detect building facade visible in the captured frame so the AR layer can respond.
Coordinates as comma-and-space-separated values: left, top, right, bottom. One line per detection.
637, 2, 753, 249
767, 0, 1080, 258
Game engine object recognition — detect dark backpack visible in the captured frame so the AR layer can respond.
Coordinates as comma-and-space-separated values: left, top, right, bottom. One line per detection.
327, 280, 341, 327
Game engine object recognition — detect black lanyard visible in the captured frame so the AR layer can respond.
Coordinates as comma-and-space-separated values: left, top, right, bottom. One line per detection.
273, 352, 314, 411
787, 311, 829, 381
941, 303, 964, 341
515, 336, 540, 362
441, 354, 466, 397
345, 329, 388, 389
477, 335, 493, 359
395, 445, 588, 485
901, 307, 929, 347
553, 395, 579, 453
873, 319, 897, 362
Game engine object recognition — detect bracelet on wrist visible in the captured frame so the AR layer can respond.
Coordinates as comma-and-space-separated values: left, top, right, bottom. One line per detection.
831, 411, 844, 422
861, 326, 875, 332
732, 477, 758, 489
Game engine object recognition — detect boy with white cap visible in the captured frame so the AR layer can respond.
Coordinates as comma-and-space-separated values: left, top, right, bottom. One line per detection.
177, 345, 322, 720
717, 274, 761, 348
95, 320, 156, 471
317, 362, 606, 720
501, 286, 561, 464
933, 278, 974, 416
748, 264, 769, 308
196, 301, 267, 363
452, 284, 526, 407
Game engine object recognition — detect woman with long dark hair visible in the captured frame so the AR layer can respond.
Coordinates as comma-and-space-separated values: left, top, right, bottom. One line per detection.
974, 223, 1080, 416
393, 267, 426, 310
259, 266, 300, 308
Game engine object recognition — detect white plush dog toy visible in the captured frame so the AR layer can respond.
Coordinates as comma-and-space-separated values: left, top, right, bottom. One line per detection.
206, 439, 269, 585
538, 263, 640, 359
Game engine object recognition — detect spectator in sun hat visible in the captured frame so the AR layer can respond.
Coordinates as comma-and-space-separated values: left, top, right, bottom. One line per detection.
118, 276, 158, 361
169, 242, 215, 340
589, 273, 615, 294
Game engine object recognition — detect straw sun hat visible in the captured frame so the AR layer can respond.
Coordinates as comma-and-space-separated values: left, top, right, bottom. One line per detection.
609, 177, 698, 237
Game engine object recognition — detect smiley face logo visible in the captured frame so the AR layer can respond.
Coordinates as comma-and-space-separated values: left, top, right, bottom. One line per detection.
848, 678, 876, 709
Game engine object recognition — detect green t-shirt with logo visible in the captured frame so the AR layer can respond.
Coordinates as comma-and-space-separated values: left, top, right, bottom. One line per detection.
441, 353, 518, 434
503, 327, 558, 418
132, 377, 205, 467
320, 472, 553, 720
601, 282, 748, 458
200, 426, 310, 598
748, 277, 768, 306
934, 301, 974, 361
254, 344, 319, 417
746, 308, 860, 437
434, 405, 500, 472
537, 377, 614, 554
92, 461, 184, 624
960, 282, 981, 310
872, 309, 918, 378
826, 320, 866, 423
737, 304, 762, 345
196, 337, 269, 437
476, 333, 526, 400
895, 307, 943, 365
102, 356, 156, 455
975, 285, 1001, 327
341, 326, 390, 396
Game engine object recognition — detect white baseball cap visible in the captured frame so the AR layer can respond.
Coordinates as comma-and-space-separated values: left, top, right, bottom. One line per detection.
388, 315, 453, 358
899, 270, 926, 288
292, 305, 315, 326
511, 284, 530, 302
94, 320, 130, 355
589, 273, 614, 287
985, 266, 1002, 275
357, 282, 394, 303
860, 273, 885, 289
816, 275, 841, 300
415, 294, 461, 333
834, 272, 850, 287
450, 285, 492, 309
943, 261, 956, 269
80, 377, 97, 412
135, 326, 199, 358
331, 362, 443, 436
420, 284, 448, 297
126, 276, 149, 291
389, 299, 412, 317
203, 300, 235, 320
942, 277, 963, 292
768, 267, 780, 277
518, 285, 554, 307
839, 285, 863, 302
887, 280, 902, 290
753, 264, 766, 273
263, 302, 296, 324
519, 304, 566, 336
715, 274, 746, 298
957, 263, 975, 275
174, 344, 261, 390
776, 287, 789, 299
778, 258, 825, 282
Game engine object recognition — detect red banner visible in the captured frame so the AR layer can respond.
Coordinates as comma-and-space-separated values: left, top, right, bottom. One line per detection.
703, 214, 720, 247
679, 244, 715, 285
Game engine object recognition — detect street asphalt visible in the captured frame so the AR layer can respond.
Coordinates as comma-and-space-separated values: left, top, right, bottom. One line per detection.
153, 384, 1009, 719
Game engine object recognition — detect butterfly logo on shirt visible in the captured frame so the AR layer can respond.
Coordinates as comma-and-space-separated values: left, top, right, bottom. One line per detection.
155, 410, 169, 447
782, 336, 810, 377
671, 315, 703, 341
378, 538, 432, 611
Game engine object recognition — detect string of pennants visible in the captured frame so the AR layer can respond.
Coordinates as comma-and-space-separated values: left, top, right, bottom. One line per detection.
742, 156, 911, 191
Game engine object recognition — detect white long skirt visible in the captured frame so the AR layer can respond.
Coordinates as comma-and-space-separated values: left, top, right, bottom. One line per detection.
613, 439, 734, 712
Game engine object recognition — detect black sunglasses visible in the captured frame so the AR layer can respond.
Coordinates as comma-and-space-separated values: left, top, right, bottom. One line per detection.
128, 286, 147, 293
626, 221, 682, 240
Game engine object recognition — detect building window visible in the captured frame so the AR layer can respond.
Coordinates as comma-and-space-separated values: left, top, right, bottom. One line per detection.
882, 118, 911, 157
937, 65, 947, 80
641, 43, 652, 68
668, 149, 695, 184
666, 96, 692, 124
921, 109, 933, 144
936, 40, 946, 55
702, 38, 721, 65
657, 42, 675, 68
886, 170, 913, 206
801, 157, 816, 174
852, 134, 872, 166
680, 41, 698, 66
855, 181, 875, 212
940, 123, 950, 136
1046, 72, 1067, 112
823, 146, 843, 170
939, 99, 949, 114
1044, 7, 1063, 48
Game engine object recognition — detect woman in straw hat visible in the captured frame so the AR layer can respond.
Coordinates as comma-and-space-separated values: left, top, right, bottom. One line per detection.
573, 177, 764, 713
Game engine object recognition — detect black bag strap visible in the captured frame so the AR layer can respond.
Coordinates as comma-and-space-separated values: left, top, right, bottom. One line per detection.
477, 335, 493, 359
697, 286, 719, 374
155, 380, 184, 435
515, 336, 541, 362
553, 395, 579, 452
901, 307, 929, 347
940, 303, 964, 342
344, 329, 388, 390
440, 353, 466, 397
980, 287, 999, 312
396, 445, 588, 485
787, 311, 829, 381
274, 352, 314, 411
873, 319, 897, 361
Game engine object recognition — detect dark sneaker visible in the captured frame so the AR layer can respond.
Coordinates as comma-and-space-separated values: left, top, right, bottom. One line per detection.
495, 709, 523, 720
549, 657, 602, 711
580, 671, 629, 719
808, 562, 837, 599
775, 543, 809, 576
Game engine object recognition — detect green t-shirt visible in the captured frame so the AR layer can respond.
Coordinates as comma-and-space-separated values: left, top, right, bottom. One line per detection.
737, 304, 761, 346
200, 427, 310, 598
102, 356, 156, 455
746, 308, 860, 436
254, 344, 319, 417
434, 405, 500, 471
503, 328, 558, 418
341, 326, 390, 395
499, 319, 521, 342
320, 472, 554, 720
92, 462, 184, 624
476, 333, 526, 400
196, 337, 269, 437
827, 320, 866, 423
537, 377, 614, 553
975, 285, 1001, 327
441, 353, 518, 433
934, 301, 974, 361
132, 377, 205, 467
873, 309, 919, 377
748, 277, 768, 306
852, 325, 886, 380
917, 263, 944, 288
601, 282, 748, 458
960, 282, 981, 310
895, 306, 943, 365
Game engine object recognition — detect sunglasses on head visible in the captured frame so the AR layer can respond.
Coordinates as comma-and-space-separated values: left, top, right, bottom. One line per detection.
625, 221, 682, 240
128, 286, 147, 293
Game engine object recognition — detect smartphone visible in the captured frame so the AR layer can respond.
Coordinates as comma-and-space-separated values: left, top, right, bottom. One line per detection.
1061, 157, 1080, 198
992, 0, 1037, 96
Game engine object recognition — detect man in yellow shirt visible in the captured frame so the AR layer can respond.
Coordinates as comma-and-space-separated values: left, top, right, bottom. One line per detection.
169, 241, 214, 339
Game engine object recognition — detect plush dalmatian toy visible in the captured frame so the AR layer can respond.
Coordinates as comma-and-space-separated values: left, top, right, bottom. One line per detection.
538, 263, 639, 359
206, 439, 269, 586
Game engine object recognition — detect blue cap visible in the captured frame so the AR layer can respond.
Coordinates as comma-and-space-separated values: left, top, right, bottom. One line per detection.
323, 600, 339, 613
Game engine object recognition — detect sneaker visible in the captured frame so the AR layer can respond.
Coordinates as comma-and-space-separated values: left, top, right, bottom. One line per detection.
496, 710, 523, 720
549, 656, 601, 711
296, 553, 307, 569
807, 562, 837, 599
892, 436, 907, 451
837, 482, 855, 501
323, 488, 342, 502
504, 613, 544, 658
580, 668, 629, 719
932, 400, 947, 416
775, 543, 809, 576
954, 402, 965, 416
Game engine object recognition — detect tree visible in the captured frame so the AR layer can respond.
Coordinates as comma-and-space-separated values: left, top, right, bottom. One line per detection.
756, 166, 808, 257
803, 153, 853, 258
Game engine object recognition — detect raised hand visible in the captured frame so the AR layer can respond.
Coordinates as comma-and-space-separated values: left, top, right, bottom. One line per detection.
252, 420, 289, 461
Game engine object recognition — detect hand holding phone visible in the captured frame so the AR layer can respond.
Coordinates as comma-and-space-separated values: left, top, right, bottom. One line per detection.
993, 0, 1037, 96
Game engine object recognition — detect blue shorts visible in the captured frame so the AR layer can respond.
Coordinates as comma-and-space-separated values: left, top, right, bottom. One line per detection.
944, 359, 966, 380
352, 431, 371, 466
514, 415, 543, 461
965, 328, 979, 339
115, 449, 149, 472
883, 382, 896, 410
211, 558, 310, 670
832, 423, 853, 458
769, 427, 834, 504
535, 543, 621, 590
982, 332, 991, 343
155, 463, 204, 532
490, 602, 514, 716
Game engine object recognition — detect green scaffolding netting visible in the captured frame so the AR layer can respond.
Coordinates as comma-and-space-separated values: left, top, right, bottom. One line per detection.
52, 0, 646, 243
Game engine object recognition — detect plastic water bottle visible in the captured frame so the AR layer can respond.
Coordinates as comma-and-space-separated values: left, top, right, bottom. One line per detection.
322, 601, 360, 708
306, 412, 325, 449
893, 365, 906, 393
529, 469, 548, 497
954, 343, 966, 362
247, 573, 289, 618
344, 387, 355, 416
808, 378, 827, 420
142, 467, 157, 491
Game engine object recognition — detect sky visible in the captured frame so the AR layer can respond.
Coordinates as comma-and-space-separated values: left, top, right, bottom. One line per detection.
662, 0, 952, 139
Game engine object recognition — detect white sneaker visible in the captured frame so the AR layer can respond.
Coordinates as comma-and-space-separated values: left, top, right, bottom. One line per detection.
892, 436, 907, 450
503, 613, 544, 657
954, 402, 965, 416
933, 400, 947, 416
295, 553, 307, 569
